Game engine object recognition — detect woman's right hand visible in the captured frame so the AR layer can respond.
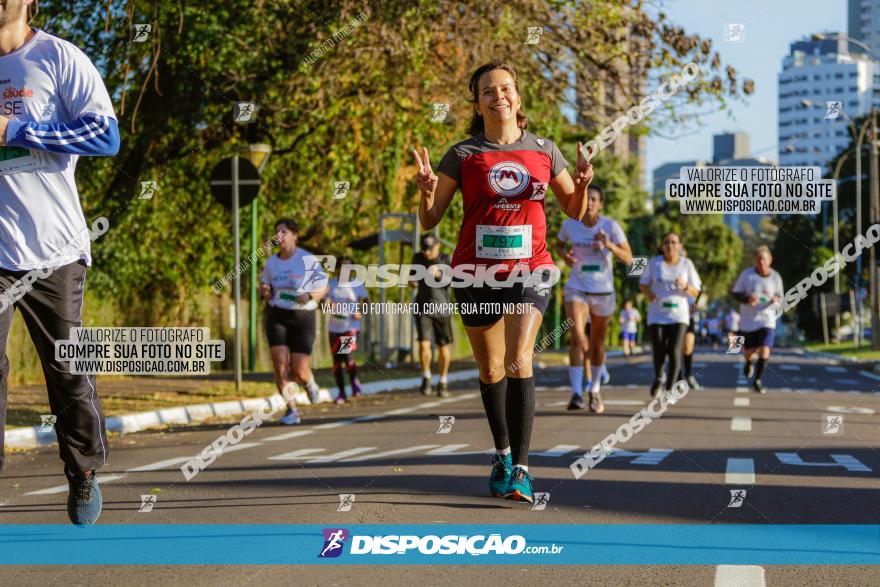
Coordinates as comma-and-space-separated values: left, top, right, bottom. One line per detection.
412, 147, 438, 196
564, 249, 577, 266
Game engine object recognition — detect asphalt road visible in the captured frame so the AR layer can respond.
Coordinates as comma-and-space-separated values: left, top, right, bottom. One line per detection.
1, 347, 878, 585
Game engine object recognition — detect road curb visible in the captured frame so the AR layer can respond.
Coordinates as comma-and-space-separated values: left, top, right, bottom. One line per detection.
5, 369, 480, 450
803, 349, 880, 373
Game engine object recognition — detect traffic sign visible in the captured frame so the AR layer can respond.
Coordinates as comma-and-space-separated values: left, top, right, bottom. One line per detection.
210, 156, 260, 209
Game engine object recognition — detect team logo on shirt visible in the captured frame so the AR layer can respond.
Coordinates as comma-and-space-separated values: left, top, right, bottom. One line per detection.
488, 161, 530, 197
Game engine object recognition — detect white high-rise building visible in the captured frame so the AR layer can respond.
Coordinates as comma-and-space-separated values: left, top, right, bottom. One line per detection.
778, 35, 875, 168
849, 0, 880, 59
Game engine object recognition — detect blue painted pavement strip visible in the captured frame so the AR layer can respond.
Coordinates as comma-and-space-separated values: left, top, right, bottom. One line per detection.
0, 525, 877, 565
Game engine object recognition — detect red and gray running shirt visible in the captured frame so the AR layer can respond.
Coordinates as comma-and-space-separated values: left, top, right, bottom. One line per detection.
436, 131, 568, 272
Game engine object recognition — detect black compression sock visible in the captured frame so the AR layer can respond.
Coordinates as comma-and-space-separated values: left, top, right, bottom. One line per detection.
480, 378, 509, 451
683, 353, 693, 378
755, 357, 768, 381
506, 376, 536, 467
332, 361, 345, 396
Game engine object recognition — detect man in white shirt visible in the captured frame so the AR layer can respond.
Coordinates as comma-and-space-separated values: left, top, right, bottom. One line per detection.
731, 246, 784, 393
0, 0, 120, 525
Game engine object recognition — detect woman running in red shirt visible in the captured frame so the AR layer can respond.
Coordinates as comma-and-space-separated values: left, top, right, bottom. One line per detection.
412, 62, 593, 502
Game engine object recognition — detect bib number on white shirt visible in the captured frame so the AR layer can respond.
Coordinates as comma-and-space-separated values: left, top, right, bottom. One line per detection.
476, 225, 531, 260
0, 147, 47, 176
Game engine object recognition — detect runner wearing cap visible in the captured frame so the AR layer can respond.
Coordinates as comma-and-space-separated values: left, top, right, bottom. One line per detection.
411, 61, 593, 503
260, 219, 327, 423
555, 185, 631, 413
410, 234, 453, 397
0, 0, 120, 525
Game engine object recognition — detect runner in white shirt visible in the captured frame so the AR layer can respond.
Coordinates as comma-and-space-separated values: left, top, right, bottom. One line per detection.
639, 232, 701, 397
0, 4, 120, 526
618, 300, 641, 356
731, 246, 784, 393
555, 185, 632, 413
323, 256, 369, 403
260, 219, 328, 423
723, 308, 741, 348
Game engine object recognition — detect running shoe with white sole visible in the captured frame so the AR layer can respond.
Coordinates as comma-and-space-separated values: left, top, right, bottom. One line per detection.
686, 375, 702, 390
488, 453, 513, 497
419, 377, 431, 396
504, 466, 534, 503
567, 393, 586, 410
601, 365, 610, 385
753, 379, 765, 394
589, 391, 605, 414
436, 382, 450, 398
650, 378, 664, 398
280, 406, 301, 425
307, 385, 320, 405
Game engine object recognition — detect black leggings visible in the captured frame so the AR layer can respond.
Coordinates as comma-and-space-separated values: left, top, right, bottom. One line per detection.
649, 323, 688, 390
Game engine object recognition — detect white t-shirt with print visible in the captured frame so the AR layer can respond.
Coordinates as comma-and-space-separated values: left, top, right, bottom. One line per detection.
640, 255, 702, 325
0, 29, 116, 270
558, 216, 627, 294
733, 267, 784, 331
326, 278, 369, 333
260, 248, 327, 311
620, 308, 641, 333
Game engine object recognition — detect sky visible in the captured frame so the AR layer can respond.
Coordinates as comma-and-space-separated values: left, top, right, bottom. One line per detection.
644, 0, 849, 191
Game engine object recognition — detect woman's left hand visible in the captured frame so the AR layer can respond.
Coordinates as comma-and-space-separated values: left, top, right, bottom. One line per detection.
573, 142, 594, 193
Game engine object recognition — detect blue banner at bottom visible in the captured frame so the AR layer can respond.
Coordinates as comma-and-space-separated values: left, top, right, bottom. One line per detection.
0, 525, 877, 565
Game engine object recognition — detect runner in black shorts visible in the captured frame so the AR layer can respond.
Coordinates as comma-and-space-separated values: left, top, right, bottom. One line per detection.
411, 234, 453, 397
411, 61, 593, 503
260, 219, 328, 424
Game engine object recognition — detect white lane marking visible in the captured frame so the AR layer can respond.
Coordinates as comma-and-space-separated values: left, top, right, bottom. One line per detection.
860, 370, 880, 381
605, 399, 646, 406
734, 398, 750, 407
780, 388, 792, 393
424, 444, 484, 456
544, 401, 569, 407
779, 364, 800, 371
268, 448, 326, 461
827, 406, 875, 415
262, 430, 315, 441
313, 421, 353, 430
735, 387, 749, 394
714, 565, 765, 587
775, 452, 872, 472
731, 416, 752, 431
826, 366, 847, 373
305, 447, 378, 464
531, 444, 580, 457
342, 445, 441, 462
725, 458, 756, 484
25, 474, 127, 496
625, 384, 638, 389
127, 456, 191, 472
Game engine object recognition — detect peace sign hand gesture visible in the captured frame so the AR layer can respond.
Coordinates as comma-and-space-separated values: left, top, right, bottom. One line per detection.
412, 147, 438, 196
573, 142, 594, 193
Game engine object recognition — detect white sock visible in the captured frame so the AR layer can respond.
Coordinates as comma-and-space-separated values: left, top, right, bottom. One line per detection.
282, 382, 299, 405
601, 364, 609, 378
423, 370, 432, 379
498, 447, 511, 456
439, 374, 448, 384
590, 364, 603, 392
306, 377, 319, 394
516, 464, 529, 472
568, 367, 584, 396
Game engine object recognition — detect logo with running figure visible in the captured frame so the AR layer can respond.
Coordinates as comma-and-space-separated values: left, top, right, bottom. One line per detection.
298, 255, 336, 294
488, 161, 530, 197
336, 335, 356, 355
530, 181, 548, 201
319, 528, 349, 558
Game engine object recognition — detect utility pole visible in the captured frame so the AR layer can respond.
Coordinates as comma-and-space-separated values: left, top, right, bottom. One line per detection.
871, 109, 880, 349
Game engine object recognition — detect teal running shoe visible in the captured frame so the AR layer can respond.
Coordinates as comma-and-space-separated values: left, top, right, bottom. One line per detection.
488, 453, 513, 497
504, 466, 534, 503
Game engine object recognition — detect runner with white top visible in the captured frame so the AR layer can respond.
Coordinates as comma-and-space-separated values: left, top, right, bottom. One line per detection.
0, 1, 120, 525
639, 232, 701, 397
731, 245, 784, 393
555, 185, 632, 412
260, 219, 328, 423
619, 299, 641, 356
324, 256, 369, 403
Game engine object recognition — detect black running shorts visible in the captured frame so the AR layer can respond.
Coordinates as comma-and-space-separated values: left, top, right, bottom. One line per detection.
265, 305, 316, 354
